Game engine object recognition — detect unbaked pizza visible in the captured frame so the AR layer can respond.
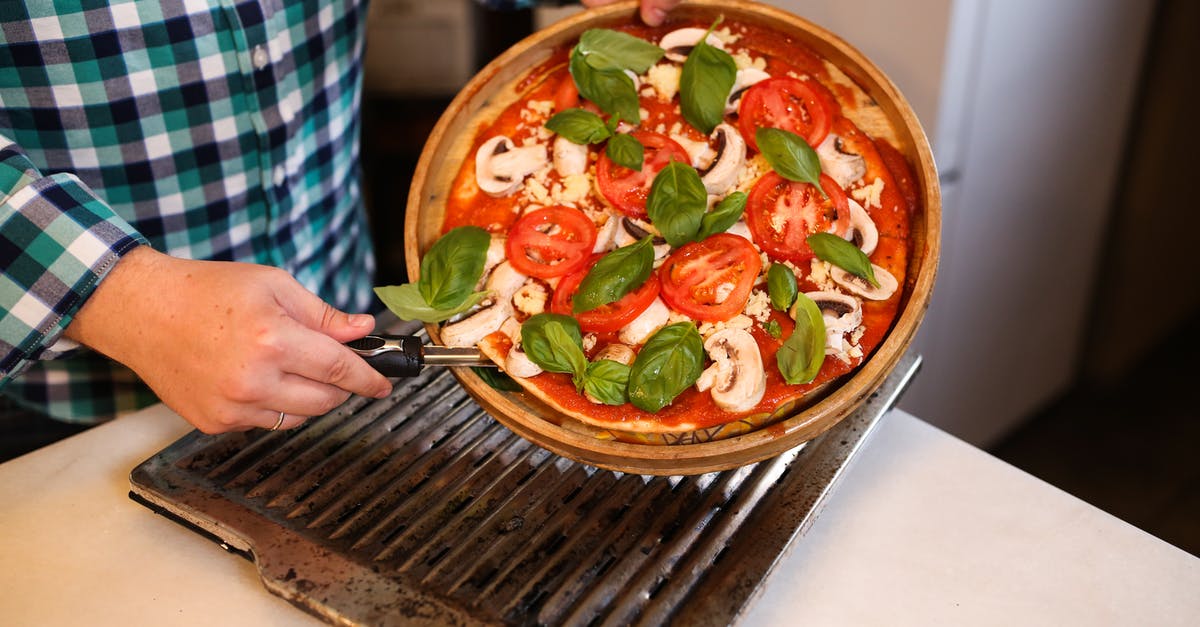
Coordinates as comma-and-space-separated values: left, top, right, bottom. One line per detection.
376, 16, 915, 444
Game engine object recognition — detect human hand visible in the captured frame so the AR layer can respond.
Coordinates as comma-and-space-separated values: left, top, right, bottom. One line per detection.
65, 246, 392, 433
581, 0, 684, 27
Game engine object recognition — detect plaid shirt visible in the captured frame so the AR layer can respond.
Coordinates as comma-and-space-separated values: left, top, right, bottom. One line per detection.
0, 0, 376, 424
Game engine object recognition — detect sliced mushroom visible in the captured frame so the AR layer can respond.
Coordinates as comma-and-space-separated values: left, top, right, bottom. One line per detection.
659, 28, 725, 63
671, 133, 716, 170
615, 217, 671, 262
552, 135, 588, 176
440, 261, 527, 347
699, 124, 746, 196
619, 297, 670, 345
816, 135, 867, 189
844, 199, 878, 256
725, 219, 753, 240
593, 214, 622, 253
512, 280, 550, 318
475, 136, 547, 197
499, 317, 542, 378
594, 343, 636, 366
799, 291, 862, 334
694, 328, 766, 412
725, 68, 770, 114
830, 264, 898, 301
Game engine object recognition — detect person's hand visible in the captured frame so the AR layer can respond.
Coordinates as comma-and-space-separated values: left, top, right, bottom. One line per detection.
64, 246, 392, 433
581, 0, 684, 27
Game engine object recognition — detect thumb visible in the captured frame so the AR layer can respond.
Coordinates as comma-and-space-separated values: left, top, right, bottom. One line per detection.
280, 281, 375, 341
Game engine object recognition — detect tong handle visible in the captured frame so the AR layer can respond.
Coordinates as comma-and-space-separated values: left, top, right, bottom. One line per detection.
345, 334, 423, 377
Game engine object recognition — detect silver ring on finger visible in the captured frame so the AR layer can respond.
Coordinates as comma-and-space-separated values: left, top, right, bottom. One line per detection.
270, 411, 286, 431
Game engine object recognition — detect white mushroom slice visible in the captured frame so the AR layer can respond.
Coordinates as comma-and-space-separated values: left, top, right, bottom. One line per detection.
593, 214, 621, 253
670, 133, 716, 170
816, 135, 867, 189
614, 217, 671, 262
699, 124, 746, 196
512, 280, 549, 318
725, 68, 770, 114
594, 343, 636, 366
800, 291, 862, 334
725, 219, 753, 240
660, 27, 725, 63
499, 317, 542, 378
619, 297, 670, 345
830, 264, 898, 301
475, 135, 547, 197
694, 328, 766, 413
441, 261, 528, 347
844, 199, 878, 256
481, 236, 507, 284
552, 135, 589, 176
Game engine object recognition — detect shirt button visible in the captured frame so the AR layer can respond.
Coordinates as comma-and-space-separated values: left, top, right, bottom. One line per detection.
273, 165, 286, 187
279, 99, 294, 123
252, 45, 270, 70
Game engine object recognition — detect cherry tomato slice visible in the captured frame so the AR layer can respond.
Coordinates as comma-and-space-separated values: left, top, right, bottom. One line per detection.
551, 256, 661, 333
553, 73, 579, 112
506, 206, 598, 279
738, 76, 834, 152
596, 131, 691, 218
745, 172, 850, 264
658, 233, 763, 322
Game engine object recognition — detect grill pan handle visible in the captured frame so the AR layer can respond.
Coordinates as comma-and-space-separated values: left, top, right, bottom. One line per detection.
345, 334, 423, 377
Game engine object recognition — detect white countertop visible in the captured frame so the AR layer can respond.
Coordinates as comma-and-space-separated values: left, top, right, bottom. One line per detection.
1, 404, 1196, 626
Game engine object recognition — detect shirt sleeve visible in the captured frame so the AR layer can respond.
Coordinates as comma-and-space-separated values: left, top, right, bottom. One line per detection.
0, 134, 148, 385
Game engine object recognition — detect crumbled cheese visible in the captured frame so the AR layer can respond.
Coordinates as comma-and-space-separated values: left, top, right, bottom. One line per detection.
669, 121, 683, 136
639, 107, 650, 121
522, 177, 551, 205
848, 344, 864, 360
731, 50, 767, 71
743, 290, 771, 322
735, 154, 768, 192
667, 310, 693, 326
850, 325, 866, 345
713, 26, 740, 45
809, 259, 836, 291
851, 177, 885, 209
554, 173, 591, 205
645, 63, 681, 102
522, 99, 553, 121
725, 314, 753, 330
582, 333, 597, 352
512, 282, 548, 318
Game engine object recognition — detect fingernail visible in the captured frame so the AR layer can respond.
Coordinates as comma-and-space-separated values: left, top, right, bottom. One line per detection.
351, 314, 374, 328
645, 8, 666, 26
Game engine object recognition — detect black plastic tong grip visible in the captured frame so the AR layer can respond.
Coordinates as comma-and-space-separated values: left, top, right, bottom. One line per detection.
345, 334, 423, 378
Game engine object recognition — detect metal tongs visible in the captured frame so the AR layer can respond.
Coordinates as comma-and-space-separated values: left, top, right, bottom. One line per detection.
346, 334, 495, 378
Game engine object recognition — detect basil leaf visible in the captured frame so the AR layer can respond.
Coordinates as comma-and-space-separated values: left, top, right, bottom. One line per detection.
764, 319, 783, 339
570, 48, 641, 124
583, 359, 631, 405
606, 133, 644, 171
546, 108, 612, 145
418, 226, 491, 310
680, 30, 737, 134
572, 237, 654, 314
767, 263, 798, 311
473, 366, 522, 392
756, 127, 826, 197
807, 232, 880, 287
646, 160, 707, 247
373, 284, 487, 323
697, 191, 747, 240
577, 29, 664, 74
778, 293, 825, 384
628, 323, 705, 413
521, 314, 588, 389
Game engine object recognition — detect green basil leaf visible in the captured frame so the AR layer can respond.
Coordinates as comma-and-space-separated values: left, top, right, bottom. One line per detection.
606, 133, 645, 171
697, 191, 747, 240
545, 108, 612, 145
418, 226, 491, 310
521, 314, 588, 387
778, 293, 825, 384
472, 366, 522, 392
628, 322, 705, 413
767, 263, 798, 311
646, 160, 707, 247
756, 127, 826, 197
583, 359, 631, 405
679, 30, 737, 134
807, 232, 880, 287
570, 48, 641, 124
572, 237, 654, 314
373, 284, 487, 323
763, 319, 783, 339
577, 29, 665, 74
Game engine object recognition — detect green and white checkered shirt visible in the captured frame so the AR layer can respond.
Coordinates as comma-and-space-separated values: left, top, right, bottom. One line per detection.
0, 0, 376, 424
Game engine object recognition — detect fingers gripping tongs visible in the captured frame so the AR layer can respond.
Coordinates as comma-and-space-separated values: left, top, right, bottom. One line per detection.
346, 334, 495, 378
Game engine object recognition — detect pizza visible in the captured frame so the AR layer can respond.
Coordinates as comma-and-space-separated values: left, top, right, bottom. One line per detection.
381, 15, 916, 445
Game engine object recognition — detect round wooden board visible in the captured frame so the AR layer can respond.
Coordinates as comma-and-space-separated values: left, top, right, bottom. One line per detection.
403, 0, 940, 475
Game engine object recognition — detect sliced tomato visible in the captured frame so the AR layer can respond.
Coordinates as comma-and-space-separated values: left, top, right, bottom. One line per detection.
745, 172, 850, 263
553, 73, 579, 112
596, 131, 691, 218
506, 206, 597, 279
738, 76, 835, 152
658, 233, 763, 322
551, 256, 661, 333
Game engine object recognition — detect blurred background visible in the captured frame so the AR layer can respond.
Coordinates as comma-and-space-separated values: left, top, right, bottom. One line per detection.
356, 0, 1199, 554
2, 0, 1194, 556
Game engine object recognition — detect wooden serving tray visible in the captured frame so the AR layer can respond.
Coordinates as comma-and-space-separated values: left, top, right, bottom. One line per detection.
402, 0, 940, 474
